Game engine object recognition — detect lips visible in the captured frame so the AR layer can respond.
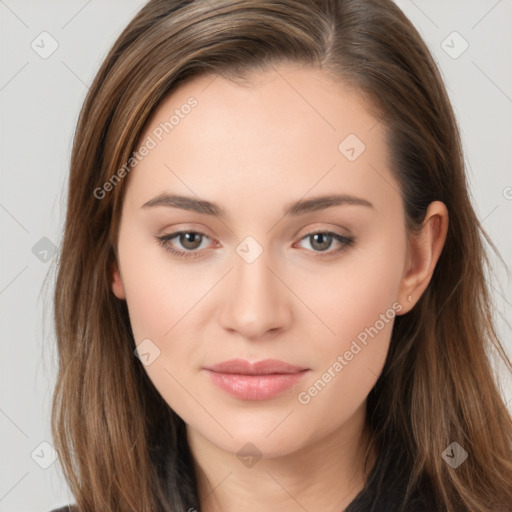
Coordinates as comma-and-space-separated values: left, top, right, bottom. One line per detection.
205, 358, 307, 375
204, 358, 309, 400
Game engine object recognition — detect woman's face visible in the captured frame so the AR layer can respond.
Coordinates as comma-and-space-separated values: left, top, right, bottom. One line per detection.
112, 64, 412, 457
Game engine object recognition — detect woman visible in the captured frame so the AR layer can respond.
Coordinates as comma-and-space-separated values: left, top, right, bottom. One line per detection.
50, 0, 512, 511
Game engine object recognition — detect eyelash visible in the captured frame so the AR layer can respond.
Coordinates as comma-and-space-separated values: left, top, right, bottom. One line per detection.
155, 230, 355, 261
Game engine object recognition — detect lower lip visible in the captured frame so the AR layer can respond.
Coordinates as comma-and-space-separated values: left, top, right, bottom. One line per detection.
205, 370, 309, 400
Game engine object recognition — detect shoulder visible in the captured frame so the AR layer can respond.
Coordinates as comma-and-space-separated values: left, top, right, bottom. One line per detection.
49, 507, 77, 512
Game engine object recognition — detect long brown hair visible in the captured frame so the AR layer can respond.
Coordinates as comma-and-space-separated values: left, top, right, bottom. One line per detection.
51, 1, 512, 511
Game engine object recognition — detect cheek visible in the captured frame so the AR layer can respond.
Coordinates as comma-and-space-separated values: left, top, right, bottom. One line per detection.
118, 231, 208, 343
293, 232, 405, 414
301, 232, 405, 351
117, 240, 209, 423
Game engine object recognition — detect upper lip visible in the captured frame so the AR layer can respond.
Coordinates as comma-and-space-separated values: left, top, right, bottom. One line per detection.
205, 358, 308, 375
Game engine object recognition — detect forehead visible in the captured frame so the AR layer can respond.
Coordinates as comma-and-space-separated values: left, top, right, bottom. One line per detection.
123, 64, 399, 216
143, 64, 381, 152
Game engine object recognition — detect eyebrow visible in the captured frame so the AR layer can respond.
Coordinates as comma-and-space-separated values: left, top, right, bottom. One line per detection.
141, 193, 374, 217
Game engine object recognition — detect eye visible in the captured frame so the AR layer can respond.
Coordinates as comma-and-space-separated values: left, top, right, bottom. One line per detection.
156, 231, 213, 259
294, 231, 355, 259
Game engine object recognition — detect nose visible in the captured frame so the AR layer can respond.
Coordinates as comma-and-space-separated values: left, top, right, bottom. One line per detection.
218, 249, 293, 340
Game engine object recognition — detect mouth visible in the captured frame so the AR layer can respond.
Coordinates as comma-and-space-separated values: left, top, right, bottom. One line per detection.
204, 358, 308, 375
203, 359, 310, 400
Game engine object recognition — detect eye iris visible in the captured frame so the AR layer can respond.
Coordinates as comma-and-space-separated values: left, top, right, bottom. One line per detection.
310, 233, 332, 251
180, 232, 202, 250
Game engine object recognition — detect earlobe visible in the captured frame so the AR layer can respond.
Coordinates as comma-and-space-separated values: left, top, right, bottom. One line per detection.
397, 201, 449, 314
111, 261, 126, 299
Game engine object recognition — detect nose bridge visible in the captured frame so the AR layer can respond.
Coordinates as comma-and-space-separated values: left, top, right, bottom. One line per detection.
219, 240, 291, 338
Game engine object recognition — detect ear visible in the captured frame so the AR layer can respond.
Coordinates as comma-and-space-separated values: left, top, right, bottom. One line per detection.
111, 260, 126, 299
396, 201, 449, 314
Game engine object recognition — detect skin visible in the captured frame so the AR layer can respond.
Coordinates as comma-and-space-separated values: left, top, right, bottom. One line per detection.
111, 63, 448, 512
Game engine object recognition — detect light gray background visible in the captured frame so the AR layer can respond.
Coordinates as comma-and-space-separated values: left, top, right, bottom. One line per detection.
0, 1, 511, 511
